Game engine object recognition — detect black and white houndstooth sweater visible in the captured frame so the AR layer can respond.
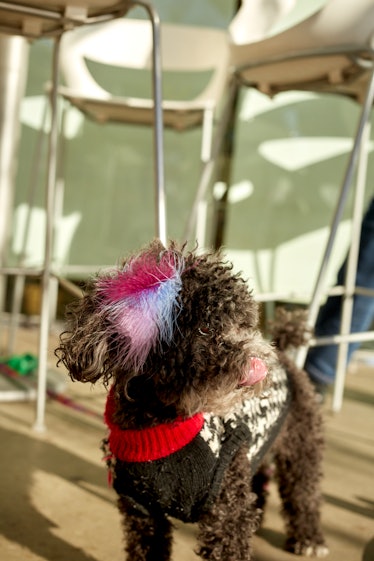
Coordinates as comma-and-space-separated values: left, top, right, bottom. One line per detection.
103, 365, 291, 523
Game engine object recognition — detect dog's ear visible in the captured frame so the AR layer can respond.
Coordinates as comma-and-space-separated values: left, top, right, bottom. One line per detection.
56, 290, 112, 384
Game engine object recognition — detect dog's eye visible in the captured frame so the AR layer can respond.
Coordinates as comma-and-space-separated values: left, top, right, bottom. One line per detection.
198, 326, 210, 336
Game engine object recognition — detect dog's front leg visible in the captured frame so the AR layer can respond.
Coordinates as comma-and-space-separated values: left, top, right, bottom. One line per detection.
196, 447, 260, 561
273, 380, 329, 557
118, 496, 173, 561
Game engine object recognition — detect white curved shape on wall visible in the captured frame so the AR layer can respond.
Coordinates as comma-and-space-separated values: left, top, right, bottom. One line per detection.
258, 137, 374, 171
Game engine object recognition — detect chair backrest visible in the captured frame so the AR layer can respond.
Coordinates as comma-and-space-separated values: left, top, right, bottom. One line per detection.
59, 18, 230, 105
230, 0, 374, 54
229, 0, 298, 44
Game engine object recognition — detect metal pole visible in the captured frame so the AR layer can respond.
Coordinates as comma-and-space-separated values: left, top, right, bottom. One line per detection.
33, 36, 61, 432
296, 66, 374, 369
332, 118, 372, 412
7, 97, 49, 354
183, 81, 238, 245
211, 83, 240, 250
0, 34, 29, 323
135, 1, 166, 245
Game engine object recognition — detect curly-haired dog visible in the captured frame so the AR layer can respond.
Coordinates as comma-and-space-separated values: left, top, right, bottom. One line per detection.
56, 240, 328, 561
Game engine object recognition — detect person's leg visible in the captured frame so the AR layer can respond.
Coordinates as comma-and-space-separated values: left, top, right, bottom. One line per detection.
305, 197, 374, 387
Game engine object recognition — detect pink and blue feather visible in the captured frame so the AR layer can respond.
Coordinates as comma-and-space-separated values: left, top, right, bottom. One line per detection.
97, 249, 184, 370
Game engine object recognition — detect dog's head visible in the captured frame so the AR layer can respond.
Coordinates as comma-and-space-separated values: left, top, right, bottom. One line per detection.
56, 240, 277, 419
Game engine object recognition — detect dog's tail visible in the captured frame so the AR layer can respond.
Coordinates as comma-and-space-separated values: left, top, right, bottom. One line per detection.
267, 307, 311, 352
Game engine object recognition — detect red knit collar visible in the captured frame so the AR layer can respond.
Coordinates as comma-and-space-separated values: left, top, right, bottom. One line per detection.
104, 387, 204, 462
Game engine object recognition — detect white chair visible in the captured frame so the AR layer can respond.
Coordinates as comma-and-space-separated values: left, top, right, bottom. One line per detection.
210, 0, 374, 411
54, 18, 229, 245
0, 0, 164, 431
229, 0, 374, 102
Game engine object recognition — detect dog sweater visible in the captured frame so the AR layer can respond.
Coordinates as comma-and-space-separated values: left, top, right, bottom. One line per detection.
103, 365, 291, 523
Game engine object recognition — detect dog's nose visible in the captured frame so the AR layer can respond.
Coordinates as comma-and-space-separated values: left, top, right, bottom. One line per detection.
240, 357, 268, 386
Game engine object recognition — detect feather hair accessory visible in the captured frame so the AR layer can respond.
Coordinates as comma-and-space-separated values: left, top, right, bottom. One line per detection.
97, 248, 184, 371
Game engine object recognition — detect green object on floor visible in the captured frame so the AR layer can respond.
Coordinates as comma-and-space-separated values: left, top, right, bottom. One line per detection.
4, 354, 38, 376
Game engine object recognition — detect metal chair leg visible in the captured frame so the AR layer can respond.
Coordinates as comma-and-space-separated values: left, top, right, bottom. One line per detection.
133, 0, 166, 245
296, 66, 374, 371
33, 35, 61, 432
332, 117, 372, 412
7, 98, 49, 355
183, 80, 239, 245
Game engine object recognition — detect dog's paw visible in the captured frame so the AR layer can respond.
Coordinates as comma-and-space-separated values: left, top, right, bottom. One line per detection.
301, 544, 329, 558
286, 540, 329, 557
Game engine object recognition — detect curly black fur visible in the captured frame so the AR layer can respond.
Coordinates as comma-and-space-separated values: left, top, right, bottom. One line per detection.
273, 349, 326, 554
118, 497, 173, 561
56, 239, 328, 560
197, 447, 260, 560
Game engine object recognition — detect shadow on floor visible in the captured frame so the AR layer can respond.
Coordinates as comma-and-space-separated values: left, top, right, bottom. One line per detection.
0, 424, 108, 561
343, 387, 374, 406
363, 537, 374, 561
324, 494, 374, 519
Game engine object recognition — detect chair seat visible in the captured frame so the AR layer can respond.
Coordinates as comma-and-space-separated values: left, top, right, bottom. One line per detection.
0, 0, 131, 38
233, 47, 374, 101
56, 18, 228, 131
58, 86, 214, 129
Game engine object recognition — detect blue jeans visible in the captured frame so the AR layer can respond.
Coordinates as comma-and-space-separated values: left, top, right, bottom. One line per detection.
305, 196, 374, 386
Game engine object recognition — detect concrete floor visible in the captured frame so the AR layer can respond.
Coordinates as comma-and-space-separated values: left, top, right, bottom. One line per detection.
0, 323, 373, 561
